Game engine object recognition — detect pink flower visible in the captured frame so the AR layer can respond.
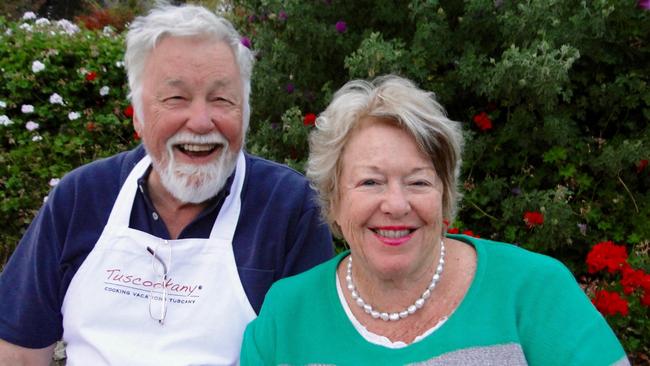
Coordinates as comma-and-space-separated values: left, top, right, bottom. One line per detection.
335, 21, 347, 33
241, 37, 252, 49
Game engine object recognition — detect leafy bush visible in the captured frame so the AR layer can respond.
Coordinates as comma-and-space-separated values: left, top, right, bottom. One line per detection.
0, 0, 648, 359
0, 14, 138, 265
230, 0, 649, 357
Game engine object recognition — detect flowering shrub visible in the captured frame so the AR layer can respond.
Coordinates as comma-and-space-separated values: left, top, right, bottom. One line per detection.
232, 0, 649, 358
586, 241, 629, 274
0, 0, 649, 359
592, 289, 629, 316
0, 14, 136, 265
585, 241, 650, 355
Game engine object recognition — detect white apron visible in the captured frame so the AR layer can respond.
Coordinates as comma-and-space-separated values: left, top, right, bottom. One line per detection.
61, 152, 255, 366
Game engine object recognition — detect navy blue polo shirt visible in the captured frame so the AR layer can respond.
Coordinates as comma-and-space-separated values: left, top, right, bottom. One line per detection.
0, 145, 333, 348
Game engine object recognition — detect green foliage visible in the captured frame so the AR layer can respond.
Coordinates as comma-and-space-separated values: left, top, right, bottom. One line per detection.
231, 0, 649, 356
0, 0, 649, 358
0, 16, 138, 265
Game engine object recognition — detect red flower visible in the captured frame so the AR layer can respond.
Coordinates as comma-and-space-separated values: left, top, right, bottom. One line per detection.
447, 227, 460, 234
642, 290, 650, 308
592, 289, 629, 316
124, 105, 134, 118
637, 159, 648, 174
621, 265, 650, 294
523, 211, 544, 229
472, 112, 493, 131
303, 113, 316, 126
585, 241, 628, 274
85, 71, 97, 82
85, 122, 96, 132
462, 230, 480, 238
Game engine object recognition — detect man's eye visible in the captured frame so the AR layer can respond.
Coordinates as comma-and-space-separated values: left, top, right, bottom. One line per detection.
211, 97, 233, 104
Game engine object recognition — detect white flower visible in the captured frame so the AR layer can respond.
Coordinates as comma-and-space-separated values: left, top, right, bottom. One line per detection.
21, 104, 34, 113
32, 135, 43, 141
49, 93, 64, 105
115, 61, 125, 68
0, 101, 6, 108
102, 26, 114, 35
25, 121, 39, 131
0, 115, 13, 126
35, 18, 51, 26
22, 11, 37, 20
5, 29, 12, 36
99, 86, 110, 96
19, 23, 33, 32
56, 19, 79, 35
32, 60, 45, 73
49, 178, 60, 187
68, 111, 80, 120
43, 195, 49, 203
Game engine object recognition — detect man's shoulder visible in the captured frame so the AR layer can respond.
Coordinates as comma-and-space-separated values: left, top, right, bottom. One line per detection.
243, 153, 315, 205
244, 153, 308, 183
63, 145, 145, 185
48, 146, 145, 213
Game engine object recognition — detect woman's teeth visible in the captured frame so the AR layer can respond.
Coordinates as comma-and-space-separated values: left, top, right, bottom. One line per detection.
375, 229, 411, 238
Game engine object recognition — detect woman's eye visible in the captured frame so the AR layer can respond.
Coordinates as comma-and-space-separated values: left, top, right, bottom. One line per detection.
361, 179, 378, 186
409, 180, 432, 187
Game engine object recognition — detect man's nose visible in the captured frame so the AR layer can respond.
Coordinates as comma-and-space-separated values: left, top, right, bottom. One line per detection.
186, 101, 215, 134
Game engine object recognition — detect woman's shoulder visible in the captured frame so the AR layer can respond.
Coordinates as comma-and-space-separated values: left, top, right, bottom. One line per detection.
450, 234, 575, 282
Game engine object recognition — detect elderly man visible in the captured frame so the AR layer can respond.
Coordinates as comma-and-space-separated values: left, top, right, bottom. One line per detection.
0, 5, 332, 365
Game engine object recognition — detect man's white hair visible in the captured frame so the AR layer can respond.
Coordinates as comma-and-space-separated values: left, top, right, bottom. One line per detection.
124, 4, 255, 136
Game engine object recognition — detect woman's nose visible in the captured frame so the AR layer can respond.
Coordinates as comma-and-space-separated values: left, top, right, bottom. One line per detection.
380, 184, 411, 217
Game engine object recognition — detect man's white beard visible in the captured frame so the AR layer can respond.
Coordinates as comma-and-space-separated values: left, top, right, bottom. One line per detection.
151, 131, 239, 204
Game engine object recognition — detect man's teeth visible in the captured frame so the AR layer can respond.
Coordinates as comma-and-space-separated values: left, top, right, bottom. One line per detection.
180, 144, 217, 152
375, 229, 411, 238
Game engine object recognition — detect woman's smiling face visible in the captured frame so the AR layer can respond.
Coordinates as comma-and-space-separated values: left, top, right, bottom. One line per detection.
334, 117, 444, 281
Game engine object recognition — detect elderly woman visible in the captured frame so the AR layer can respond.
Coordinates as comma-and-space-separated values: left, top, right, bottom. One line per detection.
240, 75, 628, 365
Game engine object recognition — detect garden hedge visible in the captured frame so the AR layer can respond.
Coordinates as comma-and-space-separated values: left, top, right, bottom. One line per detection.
0, 0, 648, 359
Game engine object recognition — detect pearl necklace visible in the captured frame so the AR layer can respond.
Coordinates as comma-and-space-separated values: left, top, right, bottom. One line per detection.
345, 240, 445, 322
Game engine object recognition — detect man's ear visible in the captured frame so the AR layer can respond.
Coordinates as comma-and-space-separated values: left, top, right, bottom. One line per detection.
133, 112, 143, 138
